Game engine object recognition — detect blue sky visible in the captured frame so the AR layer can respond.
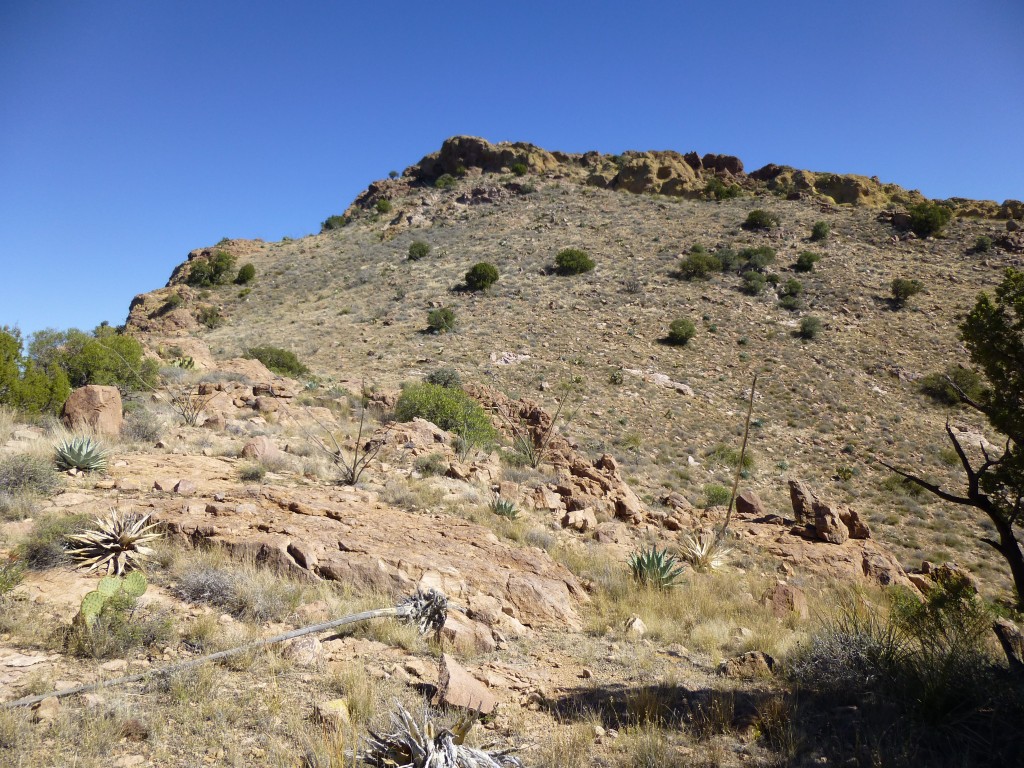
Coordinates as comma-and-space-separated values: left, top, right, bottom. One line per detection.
2, 0, 1022, 339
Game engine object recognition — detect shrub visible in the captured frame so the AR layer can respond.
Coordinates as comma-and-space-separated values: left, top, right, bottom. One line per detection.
920, 365, 985, 406
705, 177, 740, 200
234, 263, 256, 284
186, 250, 236, 287
741, 270, 767, 295
779, 295, 802, 311
0, 556, 25, 597
414, 453, 448, 477
196, 305, 223, 329
677, 252, 722, 280
0, 453, 62, 497
511, 162, 528, 176
321, 215, 348, 231
121, 406, 161, 443
666, 318, 696, 346
908, 201, 953, 237
375, 199, 392, 214
714, 247, 741, 271
388, 170, 399, 179
702, 484, 731, 507
394, 383, 497, 449
779, 278, 803, 298
465, 262, 499, 291
794, 251, 821, 272
743, 209, 780, 231
490, 495, 519, 520
1, 327, 70, 414
425, 367, 461, 389
18, 513, 90, 569
176, 564, 308, 623
238, 463, 266, 482
555, 248, 595, 275
426, 307, 457, 333
891, 277, 925, 307
163, 293, 184, 311
799, 316, 823, 339
434, 174, 456, 189
27, 326, 158, 395
738, 245, 776, 271
244, 346, 310, 377
408, 240, 431, 260
973, 235, 993, 253
810, 221, 831, 241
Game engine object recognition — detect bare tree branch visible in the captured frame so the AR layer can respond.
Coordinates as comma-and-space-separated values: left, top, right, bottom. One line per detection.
876, 459, 975, 507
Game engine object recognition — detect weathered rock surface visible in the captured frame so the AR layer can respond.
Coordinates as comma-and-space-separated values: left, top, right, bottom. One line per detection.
62, 385, 123, 436
433, 653, 497, 714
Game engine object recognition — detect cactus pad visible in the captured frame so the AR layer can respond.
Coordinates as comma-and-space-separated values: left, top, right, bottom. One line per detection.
97, 576, 121, 596
121, 570, 147, 598
79, 590, 107, 625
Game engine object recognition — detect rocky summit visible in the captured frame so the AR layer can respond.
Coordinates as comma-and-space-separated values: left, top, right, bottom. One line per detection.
2, 135, 1023, 767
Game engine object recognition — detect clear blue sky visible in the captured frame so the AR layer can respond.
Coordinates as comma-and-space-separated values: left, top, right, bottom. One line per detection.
2, 1, 1022, 339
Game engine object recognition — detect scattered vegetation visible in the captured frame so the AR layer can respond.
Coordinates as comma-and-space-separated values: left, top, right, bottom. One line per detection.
17, 513, 91, 569
908, 200, 953, 238
186, 250, 236, 287
742, 209, 780, 231
426, 307, 457, 333
891, 277, 925, 307
810, 221, 830, 241
434, 174, 456, 190
465, 262, 499, 291
665, 318, 696, 346
705, 177, 741, 200
555, 248, 595, 275
0, 452, 62, 498
407, 240, 431, 260
394, 383, 497, 451
375, 199, 393, 214
196, 305, 224, 329
244, 345, 310, 377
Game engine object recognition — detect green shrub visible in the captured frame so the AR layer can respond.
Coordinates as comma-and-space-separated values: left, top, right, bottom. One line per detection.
426, 307, 457, 333
408, 240, 431, 260
738, 245, 776, 271
186, 250, 236, 287
908, 201, 953, 237
973, 235, 993, 253
28, 326, 158, 396
741, 270, 767, 295
234, 263, 256, 284
799, 316, 823, 339
0, 555, 25, 597
414, 453, 448, 477
389, 170, 399, 179
555, 248, 595, 275
666, 318, 696, 346
810, 221, 831, 241
714, 247, 741, 271
465, 262, 499, 291
375, 199, 392, 214
891, 278, 925, 307
244, 346, 310, 377
196, 306, 223, 329
677, 252, 722, 280
779, 278, 803, 298
65, 589, 173, 659
425, 367, 461, 389
321, 215, 348, 232
434, 174, 456, 190
706, 443, 755, 470
794, 251, 821, 272
238, 463, 266, 482
0, 327, 71, 414
743, 209, 780, 231
511, 162, 528, 176
394, 383, 497, 449
702, 484, 731, 507
163, 293, 184, 311
779, 295, 802, 311
705, 177, 740, 200
920, 366, 985, 406
18, 513, 90, 570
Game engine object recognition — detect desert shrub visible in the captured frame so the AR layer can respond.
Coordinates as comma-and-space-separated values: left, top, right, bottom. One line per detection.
677, 252, 722, 280
434, 174, 456, 189
0, 328, 71, 415
407, 240, 431, 260
779, 278, 803, 298
162, 293, 184, 312
714, 247, 741, 271
28, 326, 158, 395
0, 556, 25, 597
779, 295, 802, 311
794, 251, 821, 272
186, 250, 236, 287
121, 406, 162, 443
810, 221, 831, 241
703, 484, 731, 507
17, 513, 90, 569
973, 235, 993, 253
919, 365, 985, 406
234, 263, 256, 284
394, 383, 497, 448
739, 245, 776, 271
321, 215, 348, 231
426, 307, 457, 333
65, 591, 173, 659
666, 318, 696, 346
741, 270, 767, 295
743, 209, 780, 231
891, 278, 925, 307
628, 545, 684, 589
465, 262, 499, 291
196, 305, 223, 329
414, 453, 448, 477
176, 564, 309, 623
375, 199, 392, 214
799, 316, 823, 339
706, 443, 755, 470
511, 162, 528, 176
908, 201, 953, 237
0, 453, 62, 497
705, 177, 740, 200
424, 367, 461, 389
244, 346, 309, 377
555, 248, 595, 275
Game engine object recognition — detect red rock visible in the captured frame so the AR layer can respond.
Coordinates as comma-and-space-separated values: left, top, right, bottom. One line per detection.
735, 489, 766, 517
432, 654, 497, 714
761, 582, 809, 620
241, 436, 281, 462
441, 613, 496, 653
62, 385, 123, 436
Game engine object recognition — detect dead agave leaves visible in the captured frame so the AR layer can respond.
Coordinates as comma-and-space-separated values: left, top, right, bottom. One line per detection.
66, 509, 163, 575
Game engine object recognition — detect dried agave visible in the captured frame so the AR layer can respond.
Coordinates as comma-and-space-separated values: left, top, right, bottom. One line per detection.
680, 530, 733, 572
363, 703, 522, 767
54, 436, 109, 473
66, 509, 163, 575
628, 545, 685, 589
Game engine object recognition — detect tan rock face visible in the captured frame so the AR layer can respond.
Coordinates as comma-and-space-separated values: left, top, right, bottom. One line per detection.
62, 385, 123, 436
433, 653, 497, 714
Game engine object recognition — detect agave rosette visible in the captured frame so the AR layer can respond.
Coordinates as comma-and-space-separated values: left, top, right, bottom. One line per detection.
66, 509, 163, 575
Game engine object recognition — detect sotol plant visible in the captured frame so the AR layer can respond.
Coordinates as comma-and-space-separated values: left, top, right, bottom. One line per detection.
679, 531, 733, 572
628, 545, 685, 589
66, 509, 163, 574
54, 436, 109, 473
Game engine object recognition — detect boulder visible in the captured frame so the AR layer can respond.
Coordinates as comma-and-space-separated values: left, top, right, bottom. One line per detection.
814, 502, 849, 544
441, 613, 496, 653
839, 506, 871, 539
735, 489, 766, 517
241, 436, 282, 463
561, 507, 597, 533
61, 385, 123, 436
718, 651, 774, 678
432, 654, 497, 714
788, 480, 815, 523
761, 582, 809, 620
994, 618, 1024, 673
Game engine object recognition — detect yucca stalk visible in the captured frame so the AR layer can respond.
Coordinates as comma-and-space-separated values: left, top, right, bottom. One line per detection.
54, 436, 109, 473
628, 545, 685, 589
363, 703, 522, 767
66, 510, 163, 575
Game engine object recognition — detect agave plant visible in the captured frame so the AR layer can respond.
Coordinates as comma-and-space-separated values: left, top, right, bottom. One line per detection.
489, 495, 519, 520
66, 509, 163, 575
54, 436, 109, 473
680, 530, 733, 572
363, 703, 522, 767
628, 545, 685, 589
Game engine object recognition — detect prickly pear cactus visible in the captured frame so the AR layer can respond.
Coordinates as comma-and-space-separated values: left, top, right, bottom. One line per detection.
121, 571, 147, 599
78, 590, 107, 627
97, 576, 121, 597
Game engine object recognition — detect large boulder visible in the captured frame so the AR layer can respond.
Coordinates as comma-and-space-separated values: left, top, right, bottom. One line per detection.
61, 385, 123, 436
